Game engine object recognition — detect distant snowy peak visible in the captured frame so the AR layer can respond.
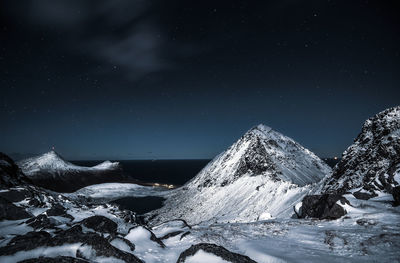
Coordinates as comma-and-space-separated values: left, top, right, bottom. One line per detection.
189, 124, 331, 188
92, 160, 121, 170
322, 106, 400, 196
18, 151, 120, 176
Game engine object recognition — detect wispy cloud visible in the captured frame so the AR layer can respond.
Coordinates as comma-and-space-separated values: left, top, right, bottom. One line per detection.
21, 0, 181, 80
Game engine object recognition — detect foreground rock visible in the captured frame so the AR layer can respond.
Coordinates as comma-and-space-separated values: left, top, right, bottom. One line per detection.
19, 256, 89, 263
80, 215, 118, 235
176, 243, 256, 263
393, 186, 400, 206
0, 196, 32, 220
296, 194, 349, 219
0, 225, 143, 262
0, 152, 32, 188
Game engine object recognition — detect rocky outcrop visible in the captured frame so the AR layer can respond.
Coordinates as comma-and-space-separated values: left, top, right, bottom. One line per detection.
322, 106, 400, 198
0, 225, 143, 263
19, 257, 89, 263
296, 194, 349, 220
0, 188, 33, 202
0, 196, 32, 220
0, 152, 32, 188
80, 215, 118, 235
393, 186, 400, 206
176, 243, 257, 263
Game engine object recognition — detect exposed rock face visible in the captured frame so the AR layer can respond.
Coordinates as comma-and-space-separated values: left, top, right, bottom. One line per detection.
0, 152, 32, 188
26, 214, 59, 229
0, 188, 33, 202
297, 194, 349, 220
17, 151, 125, 192
393, 186, 400, 206
0, 196, 32, 220
322, 106, 400, 198
176, 243, 257, 263
80, 215, 118, 235
19, 257, 89, 263
0, 225, 143, 263
46, 203, 67, 216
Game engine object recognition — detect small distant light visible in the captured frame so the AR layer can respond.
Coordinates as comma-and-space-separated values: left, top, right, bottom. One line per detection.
334, 156, 338, 160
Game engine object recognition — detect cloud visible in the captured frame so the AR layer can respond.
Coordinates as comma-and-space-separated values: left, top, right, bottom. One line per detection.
93, 23, 171, 78
16, 0, 178, 80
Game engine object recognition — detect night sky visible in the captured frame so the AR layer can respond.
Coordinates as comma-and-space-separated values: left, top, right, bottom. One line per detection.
1, 0, 399, 160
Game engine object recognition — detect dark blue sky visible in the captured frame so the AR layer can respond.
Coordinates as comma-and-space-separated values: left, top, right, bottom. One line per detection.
1, 0, 399, 160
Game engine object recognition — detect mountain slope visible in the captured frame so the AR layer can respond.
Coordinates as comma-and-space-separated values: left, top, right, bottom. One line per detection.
17, 151, 124, 192
149, 124, 331, 224
322, 106, 400, 198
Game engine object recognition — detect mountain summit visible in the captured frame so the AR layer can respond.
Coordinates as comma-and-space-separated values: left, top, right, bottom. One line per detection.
322, 106, 400, 198
18, 151, 120, 176
149, 124, 331, 224
17, 151, 123, 192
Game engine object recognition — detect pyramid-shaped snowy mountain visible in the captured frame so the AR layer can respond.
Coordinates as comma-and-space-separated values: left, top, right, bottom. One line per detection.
17, 151, 123, 192
322, 106, 400, 198
148, 124, 331, 224
190, 124, 331, 188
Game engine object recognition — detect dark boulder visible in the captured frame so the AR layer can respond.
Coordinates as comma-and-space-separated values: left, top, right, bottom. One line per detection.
0, 231, 51, 255
353, 190, 377, 200
19, 256, 89, 263
0, 188, 33, 202
80, 215, 117, 234
0, 196, 32, 220
127, 226, 166, 248
393, 186, 400, 206
298, 194, 349, 220
46, 203, 67, 216
0, 152, 32, 188
1, 225, 143, 263
110, 236, 136, 252
26, 214, 58, 229
176, 243, 256, 263
76, 233, 143, 263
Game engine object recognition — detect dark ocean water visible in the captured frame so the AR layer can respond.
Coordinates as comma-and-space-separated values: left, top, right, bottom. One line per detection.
72, 158, 339, 186
110, 196, 165, 215
72, 159, 211, 186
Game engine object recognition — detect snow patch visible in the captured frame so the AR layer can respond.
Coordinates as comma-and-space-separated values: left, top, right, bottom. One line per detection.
184, 250, 231, 263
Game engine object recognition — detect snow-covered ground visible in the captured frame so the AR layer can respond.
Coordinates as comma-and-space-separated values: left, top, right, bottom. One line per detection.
1, 180, 399, 262
131, 192, 400, 263
66, 182, 169, 203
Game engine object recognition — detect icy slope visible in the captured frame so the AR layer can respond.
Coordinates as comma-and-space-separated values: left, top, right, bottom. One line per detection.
322, 106, 400, 197
17, 151, 124, 192
149, 124, 331, 224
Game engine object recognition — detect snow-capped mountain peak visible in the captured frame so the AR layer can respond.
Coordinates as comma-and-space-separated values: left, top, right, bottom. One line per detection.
18, 151, 120, 175
17, 151, 123, 192
188, 124, 331, 189
18, 151, 79, 174
149, 124, 331, 224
